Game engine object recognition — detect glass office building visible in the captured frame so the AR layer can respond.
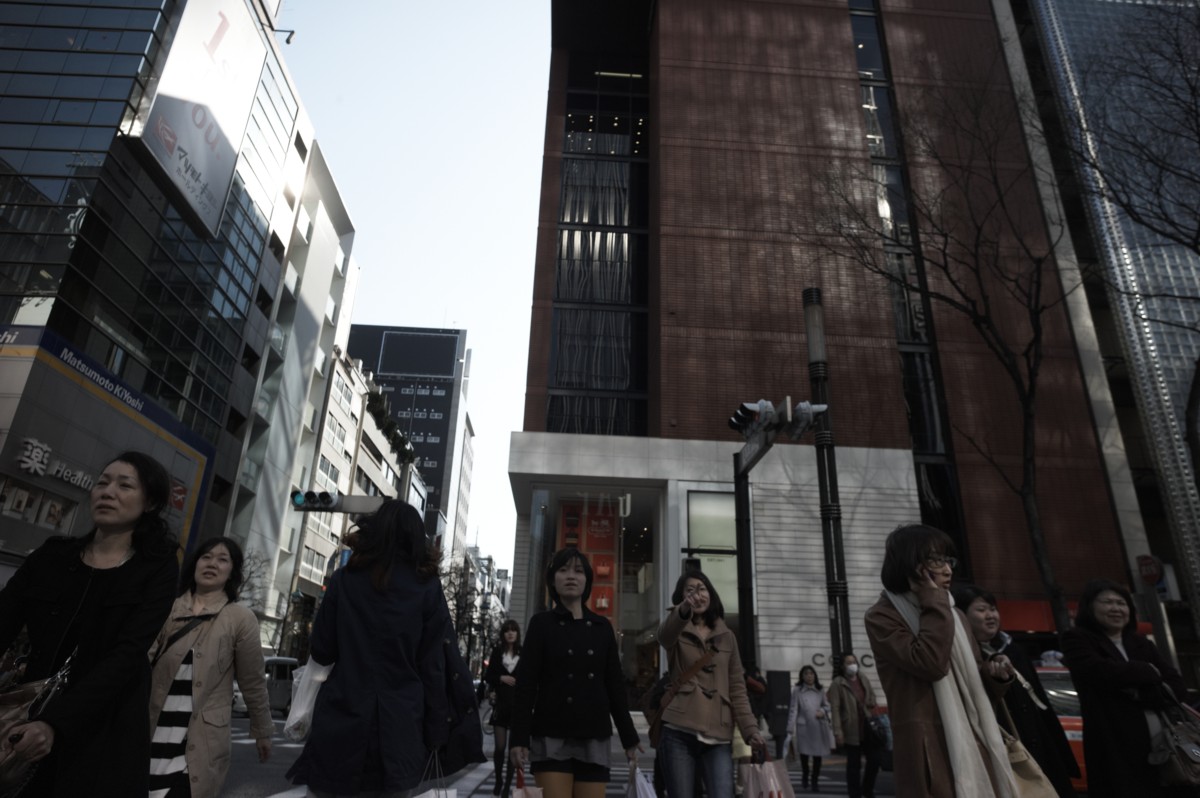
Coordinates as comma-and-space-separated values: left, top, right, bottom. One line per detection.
0, 0, 301, 565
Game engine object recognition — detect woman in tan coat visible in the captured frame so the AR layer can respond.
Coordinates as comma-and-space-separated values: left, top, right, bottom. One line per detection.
658, 569, 765, 798
865, 524, 1016, 798
148, 537, 273, 797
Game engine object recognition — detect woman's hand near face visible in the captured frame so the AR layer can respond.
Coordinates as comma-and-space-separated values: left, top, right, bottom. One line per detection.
500, 675, 516, 687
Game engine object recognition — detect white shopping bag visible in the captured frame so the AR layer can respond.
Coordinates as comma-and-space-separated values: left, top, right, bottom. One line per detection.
626, 764, 655, 798
282, 659, 333, 741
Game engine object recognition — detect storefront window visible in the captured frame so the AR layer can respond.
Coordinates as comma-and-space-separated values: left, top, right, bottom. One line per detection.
684, 492, 740, 627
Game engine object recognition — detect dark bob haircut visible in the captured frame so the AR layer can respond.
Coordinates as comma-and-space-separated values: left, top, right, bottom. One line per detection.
545, 548, 593, 606
670, 569, 725, 629
1074, 579, 1137, 637
180, 536, 244, 602
950, 584, 997, 612
345, 499, 441, 591
880, 523, 957, 594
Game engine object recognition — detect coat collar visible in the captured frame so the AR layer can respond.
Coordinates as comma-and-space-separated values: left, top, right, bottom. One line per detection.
173, 591, 230, 618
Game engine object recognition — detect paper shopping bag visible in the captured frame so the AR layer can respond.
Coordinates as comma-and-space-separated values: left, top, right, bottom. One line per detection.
514, 765, 543, 798
742, 757, 796, 798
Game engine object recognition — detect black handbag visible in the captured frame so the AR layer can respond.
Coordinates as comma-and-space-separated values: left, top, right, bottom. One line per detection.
1148, 687, 1200, 787
0, 652, 73, 798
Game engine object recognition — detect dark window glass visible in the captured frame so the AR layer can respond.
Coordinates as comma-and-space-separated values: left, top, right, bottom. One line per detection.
550, 308, 647, 391
848, 0, 876, 8
887, 252, 927, 343
900, 351, 945, 454
556, 230, 647, 305
547, 394, 647, 436
862, 84, 897, 158
852, 15, 886, 80
915, 461, 966, 563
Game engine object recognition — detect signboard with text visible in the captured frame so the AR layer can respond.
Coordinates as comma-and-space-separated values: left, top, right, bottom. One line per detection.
132, 0, 266, 235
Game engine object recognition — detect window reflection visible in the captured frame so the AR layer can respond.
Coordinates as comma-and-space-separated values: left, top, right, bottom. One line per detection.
862, 84, 897, 158
852, 15, 886, 80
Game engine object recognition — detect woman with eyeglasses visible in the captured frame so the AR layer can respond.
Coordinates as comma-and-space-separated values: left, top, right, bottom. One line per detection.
865, 524, 1016, 797
1062, 579, 1187, 798
656, 569, 765, 798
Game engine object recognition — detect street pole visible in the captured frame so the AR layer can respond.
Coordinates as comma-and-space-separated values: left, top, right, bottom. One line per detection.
733, 450, 757, 675
804, 288, 852, 662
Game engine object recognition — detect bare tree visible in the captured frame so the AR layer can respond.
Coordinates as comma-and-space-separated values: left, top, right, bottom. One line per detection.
1071, 3, 1200, 258
814, 56, 1077, 630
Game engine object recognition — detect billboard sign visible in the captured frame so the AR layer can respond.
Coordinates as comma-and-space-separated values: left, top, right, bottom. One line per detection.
132, 0, 266, 235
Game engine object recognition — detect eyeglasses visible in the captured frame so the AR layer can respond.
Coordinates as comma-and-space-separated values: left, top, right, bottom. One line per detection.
1095, 598, 1128, 608
925, 555, 958, 569
684, 585, 709, 597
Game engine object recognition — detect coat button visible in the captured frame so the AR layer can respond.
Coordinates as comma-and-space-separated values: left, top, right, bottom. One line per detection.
188, 744, 195, 751
567, 649, 573, 655
452, 673, 459, 680
191, 776, 199, 783
194, 652, 202, 657
566, 697, 573, 704
588, 673, 595, 679
587, 649, 594, 655
586, 621, 592, 626
195, 681, 202, 687
568, 674, 574, 680
559, 621, 565, 626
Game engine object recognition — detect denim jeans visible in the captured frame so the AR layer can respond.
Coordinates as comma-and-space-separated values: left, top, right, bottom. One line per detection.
659, 725, 734, 798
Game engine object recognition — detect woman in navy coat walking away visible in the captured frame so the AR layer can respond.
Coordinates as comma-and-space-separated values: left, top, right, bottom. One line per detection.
286, 500, 484, 797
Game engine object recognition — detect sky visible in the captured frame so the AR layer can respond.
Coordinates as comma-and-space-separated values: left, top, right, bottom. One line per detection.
278, 1, 553, 572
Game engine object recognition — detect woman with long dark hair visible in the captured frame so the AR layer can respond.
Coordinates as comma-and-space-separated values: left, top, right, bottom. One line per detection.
147, 536, 273, 797
656, 569, 765, 798
484, 619, 522, 795
510, 548, 641, 798
1062, 579, 1187, 798
286, 499, 484, 797
0, 451, 179, 796
784, 665, 833, 791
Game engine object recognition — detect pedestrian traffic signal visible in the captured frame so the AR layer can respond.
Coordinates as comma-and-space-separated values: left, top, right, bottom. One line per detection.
289, 490, 341, 511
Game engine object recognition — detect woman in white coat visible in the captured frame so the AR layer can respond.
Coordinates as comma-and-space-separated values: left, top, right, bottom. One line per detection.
784, 665, 834, 792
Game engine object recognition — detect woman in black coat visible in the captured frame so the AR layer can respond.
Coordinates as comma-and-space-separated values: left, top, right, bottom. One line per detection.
286, 500, 484, 796
484, 619, 521, 795
510, 548, 641, 798
0, 451, 178, 797
1062, 579, 1189, 798
954, 584, 1079, 796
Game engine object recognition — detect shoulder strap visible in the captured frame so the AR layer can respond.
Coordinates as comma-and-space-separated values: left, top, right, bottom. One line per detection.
660, 644, 718, 712
151, 611, 218, 668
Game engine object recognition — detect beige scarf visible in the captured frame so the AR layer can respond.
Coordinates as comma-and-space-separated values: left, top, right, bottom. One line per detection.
885, 590, 1017, 798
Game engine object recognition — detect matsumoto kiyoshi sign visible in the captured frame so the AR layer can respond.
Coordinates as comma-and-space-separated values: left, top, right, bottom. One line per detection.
131, 0, 266, 235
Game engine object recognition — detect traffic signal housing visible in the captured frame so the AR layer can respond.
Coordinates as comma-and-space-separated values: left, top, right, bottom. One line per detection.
728, 399, 776, 438
289, 490, 341, 511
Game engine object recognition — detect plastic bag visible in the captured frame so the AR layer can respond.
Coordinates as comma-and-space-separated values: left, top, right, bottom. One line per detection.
742, 757, 795, 798
513, 766, 542, 798
626, 764, 655, 798
283, 659, 333, 741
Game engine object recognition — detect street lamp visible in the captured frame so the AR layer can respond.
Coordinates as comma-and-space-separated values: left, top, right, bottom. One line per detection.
804, 287, 852, 665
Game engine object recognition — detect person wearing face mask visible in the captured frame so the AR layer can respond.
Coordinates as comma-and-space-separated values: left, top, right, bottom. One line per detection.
952, 585, 1078, 797
828, 653, 881, 798
865, 524, 1016, 797
1062, 579, 1187, 798
509, 549, 641, 798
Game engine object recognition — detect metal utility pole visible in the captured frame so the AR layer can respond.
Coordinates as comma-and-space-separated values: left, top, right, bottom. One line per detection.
729, 397, 826, 675
804, 287, 852, 662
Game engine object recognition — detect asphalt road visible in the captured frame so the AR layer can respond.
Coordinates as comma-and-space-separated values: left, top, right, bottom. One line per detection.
222, 714, 899, 797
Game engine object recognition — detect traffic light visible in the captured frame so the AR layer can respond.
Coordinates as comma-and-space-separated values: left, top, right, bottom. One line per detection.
786, 401, 828, 440
289, 490, 341, 511
728, 399, 775, 438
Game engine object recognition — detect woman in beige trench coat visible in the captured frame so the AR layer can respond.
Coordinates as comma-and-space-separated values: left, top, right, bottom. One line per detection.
148, 537, 273, 797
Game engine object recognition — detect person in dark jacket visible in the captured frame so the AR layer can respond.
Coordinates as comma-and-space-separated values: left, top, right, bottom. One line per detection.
953, 584, 1078, 797
0, 451, 179, 797
510, 548, 641, 798
484, 619, 521, 795
1062, 579, 1189, 798
286, 499, 484, 797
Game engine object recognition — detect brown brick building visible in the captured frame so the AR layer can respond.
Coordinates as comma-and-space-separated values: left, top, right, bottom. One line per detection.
509, 0, 1150, 693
